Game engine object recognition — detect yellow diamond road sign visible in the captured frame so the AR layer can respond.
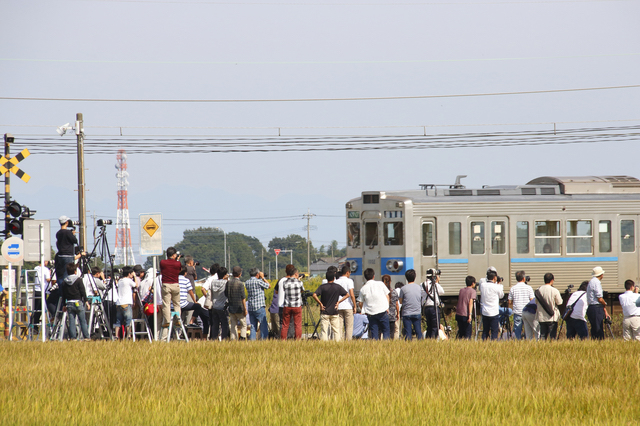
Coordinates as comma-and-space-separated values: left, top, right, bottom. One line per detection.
143, 218, 159, 237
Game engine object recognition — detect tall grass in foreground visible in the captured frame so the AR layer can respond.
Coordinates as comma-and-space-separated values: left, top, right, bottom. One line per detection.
1, 340, 638, 425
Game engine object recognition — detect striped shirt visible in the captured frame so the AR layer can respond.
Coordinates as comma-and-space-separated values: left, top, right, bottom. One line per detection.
508, 282, 535, 315
178, 275, 193, 308
587, 277, 603, 305
245, 277, 270, 311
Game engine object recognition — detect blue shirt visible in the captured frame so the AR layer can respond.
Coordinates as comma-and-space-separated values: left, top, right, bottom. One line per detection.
586, 276, 603, 305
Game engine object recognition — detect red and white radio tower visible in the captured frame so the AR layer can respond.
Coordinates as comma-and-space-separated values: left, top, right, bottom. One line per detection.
115, 150, 135, 265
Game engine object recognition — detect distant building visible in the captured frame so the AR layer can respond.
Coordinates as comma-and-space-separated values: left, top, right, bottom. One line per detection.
310, 256, 347, 277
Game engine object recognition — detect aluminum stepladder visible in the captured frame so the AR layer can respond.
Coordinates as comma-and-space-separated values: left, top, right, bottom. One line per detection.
49, 297, 68, 341
164, 310, 189, 342
9, 271, 32, 341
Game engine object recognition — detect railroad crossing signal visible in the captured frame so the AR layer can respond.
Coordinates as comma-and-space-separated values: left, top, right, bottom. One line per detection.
0, 149, 31, 183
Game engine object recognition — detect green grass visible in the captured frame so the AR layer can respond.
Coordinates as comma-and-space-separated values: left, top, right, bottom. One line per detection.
1, 340, 639, 425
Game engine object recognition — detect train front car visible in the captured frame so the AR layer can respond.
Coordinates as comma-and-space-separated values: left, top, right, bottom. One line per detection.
345, 192, 414, 293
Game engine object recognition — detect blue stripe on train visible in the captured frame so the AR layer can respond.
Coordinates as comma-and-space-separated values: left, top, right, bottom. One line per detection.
510, 257, 618, 263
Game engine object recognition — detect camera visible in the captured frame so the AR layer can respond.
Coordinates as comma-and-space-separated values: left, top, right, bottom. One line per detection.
604, 317, 613, 325
301, 290, 313, 304
67, 219, 81, 226
564, 284, 574, 294
426, 268, 441, 279
497, 276, 504, 283
195, 261, 200, 266
97, 219, 113, 226
298, 273, 306, 279
525, 276, 531, 283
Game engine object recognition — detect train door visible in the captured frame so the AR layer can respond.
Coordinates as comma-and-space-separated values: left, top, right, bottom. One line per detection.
420, 218, 437, 279
363, 218, 381, 280
618, 215, 639, 284
468, 217, 511, 285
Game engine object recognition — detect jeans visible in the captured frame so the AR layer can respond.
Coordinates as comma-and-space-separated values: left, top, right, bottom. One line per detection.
367, 311, 390, 340
66, 302, 89, 339
482, 315, 499, 340
249, 307, 269, 340
539, 321, 558, 340
281, 307, 302, 340
115, 305, 133, 328
423, 306, 439, 339
566, 317, 588, 340
587, 304, 605, 340
513, 314, 524, 339
210, 308, 229, 340
55, 255, 75, 284
402, 314, 423, 340
456, 314, 472, 339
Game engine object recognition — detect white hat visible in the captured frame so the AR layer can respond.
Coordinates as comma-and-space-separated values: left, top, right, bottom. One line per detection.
487, 266, 497, 273
592, 266, 605, 277
58, 215, 70, 225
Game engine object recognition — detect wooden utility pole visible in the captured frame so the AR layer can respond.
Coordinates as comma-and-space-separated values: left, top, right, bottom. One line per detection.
76, 113, 87, 249
303, 209, 315, 275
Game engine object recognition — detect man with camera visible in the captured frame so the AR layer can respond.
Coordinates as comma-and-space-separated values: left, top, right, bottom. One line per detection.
618, 279, 640, 341
535, 273, 563, 340
115, 266, 138, 339
160, 247, 183, 339
357, 268, 390, 340
586, 266, 611, 340
421, 269, 444, 339
279, 264, 305, 340
479, 269, 504, 340
508, 271, 535, 339
455, 276, 476, 340
245, 267, 271, 340
225, 266, 247, 340
55, 216, 80, 284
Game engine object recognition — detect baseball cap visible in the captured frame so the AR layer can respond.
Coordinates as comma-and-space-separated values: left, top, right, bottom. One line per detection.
58, 215, 70, 225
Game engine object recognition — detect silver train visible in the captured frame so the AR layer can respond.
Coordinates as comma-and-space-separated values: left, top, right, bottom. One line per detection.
345, 175, 640, 295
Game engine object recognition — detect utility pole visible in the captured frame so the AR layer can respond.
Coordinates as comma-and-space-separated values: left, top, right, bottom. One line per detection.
303, 208, 315, 275
76, 113, 87, 250
4, 133, 12, 238
261, 247, 264, 273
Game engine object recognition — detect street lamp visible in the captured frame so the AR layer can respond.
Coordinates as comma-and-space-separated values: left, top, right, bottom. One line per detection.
213, 227, 227, 268
281, 249, 293, 265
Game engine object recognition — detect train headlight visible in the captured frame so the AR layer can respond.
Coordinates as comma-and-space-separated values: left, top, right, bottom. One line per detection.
386, 259, 404, 272
349, 261, 358, 273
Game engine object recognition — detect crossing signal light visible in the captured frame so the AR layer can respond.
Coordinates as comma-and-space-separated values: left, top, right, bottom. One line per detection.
6, 201, 21, 217
8, 218, 22, 235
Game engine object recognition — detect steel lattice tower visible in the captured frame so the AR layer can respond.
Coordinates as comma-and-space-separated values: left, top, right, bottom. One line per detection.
115, 150, 135, 265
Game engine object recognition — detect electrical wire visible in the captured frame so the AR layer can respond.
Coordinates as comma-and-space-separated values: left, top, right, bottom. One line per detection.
1, 84, 638, 103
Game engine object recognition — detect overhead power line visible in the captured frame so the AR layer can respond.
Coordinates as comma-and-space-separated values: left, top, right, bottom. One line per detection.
0, 84, 638, 103
11, 125, 640, 155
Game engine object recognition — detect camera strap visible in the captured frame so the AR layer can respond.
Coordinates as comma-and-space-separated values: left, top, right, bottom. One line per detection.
534, 288, 555, 317
563, 292, 586, 320
422, 281, 436, 305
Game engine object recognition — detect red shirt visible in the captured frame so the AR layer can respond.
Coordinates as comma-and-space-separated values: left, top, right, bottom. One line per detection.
160, 259, 181, 284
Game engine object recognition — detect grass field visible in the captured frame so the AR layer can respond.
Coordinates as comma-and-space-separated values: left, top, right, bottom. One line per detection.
2, 340, 639, 425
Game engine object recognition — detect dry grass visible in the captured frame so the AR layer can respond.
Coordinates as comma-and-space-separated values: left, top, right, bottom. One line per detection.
2, 340, 639, 425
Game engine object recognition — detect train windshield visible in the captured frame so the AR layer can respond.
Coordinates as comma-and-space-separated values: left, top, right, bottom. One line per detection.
347, 223, 361, 248
384, 222, 404, 246
365, 222, 378, 247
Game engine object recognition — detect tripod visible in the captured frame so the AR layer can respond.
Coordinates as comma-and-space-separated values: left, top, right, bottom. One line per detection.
499, 298, 512, 340
301, 293, 320, 340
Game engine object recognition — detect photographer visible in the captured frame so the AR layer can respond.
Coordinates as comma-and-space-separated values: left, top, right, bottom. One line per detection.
586, 266, 610, 340
357, 268, 390, 340
115, 266, 138, 339
399, 269, 423, 341
455, 276, 476, 340
160, 247, 182, 340
566, 281, 589, 340
178, 266, 210, 338
245, 267, 271, 341
205, 266, 229, 340
55, 216, 82, 283
225, 266, 247, 340
421, 269, 444, 339
535, 273, 562, 340
508, 271, 534, 339
479, 269, 504, 340
83, 266, 106, 298
618, 279, 640, 341
279, 264, 305, 340
62, 263, 91, 341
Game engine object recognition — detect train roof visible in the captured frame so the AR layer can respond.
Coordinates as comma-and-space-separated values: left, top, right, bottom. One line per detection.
350, 176, 640, 204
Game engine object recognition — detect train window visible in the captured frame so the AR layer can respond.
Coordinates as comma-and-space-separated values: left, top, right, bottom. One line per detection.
422, 222, 434, 256
534, 221, 560, 254
363, 194, 380, 204
567, 220, 592, 254
621, 220, 635, 252
491, 221, 506, 254
599, 220, 612, 253
471, 221, 485, 254
449, 222, 461, 255
347, 222, 361, 249
365, 222, 378, 247
384, 222, 404, 246
516, 221, 529, 254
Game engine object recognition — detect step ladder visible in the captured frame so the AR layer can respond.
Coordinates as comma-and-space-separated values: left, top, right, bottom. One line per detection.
131, 318, 152, 342
9, 271, 32, 341
49, 298, 68, 341
164, 311, 189, 342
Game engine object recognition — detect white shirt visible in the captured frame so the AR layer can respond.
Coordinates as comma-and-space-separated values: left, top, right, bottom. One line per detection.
335, 276, 354, 310
198, 273, 216, 305
83, 275, 96, 297
567, 290, 588, 321
117, 277, 136, 306
619, 291, 640, 318
480, 280, 504, 317
508, 282, 535, 316
421, 279, 444, 307
34, 265, 51, 293
357, 280, 390, 315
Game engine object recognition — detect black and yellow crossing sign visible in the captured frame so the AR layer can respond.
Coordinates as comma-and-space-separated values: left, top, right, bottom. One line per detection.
0, 149, 30, 183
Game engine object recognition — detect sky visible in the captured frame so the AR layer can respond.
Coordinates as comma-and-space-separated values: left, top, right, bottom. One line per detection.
0, 0, 639, 264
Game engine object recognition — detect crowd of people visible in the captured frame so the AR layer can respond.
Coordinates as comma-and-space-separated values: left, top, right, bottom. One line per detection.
19, 215, 640, 342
